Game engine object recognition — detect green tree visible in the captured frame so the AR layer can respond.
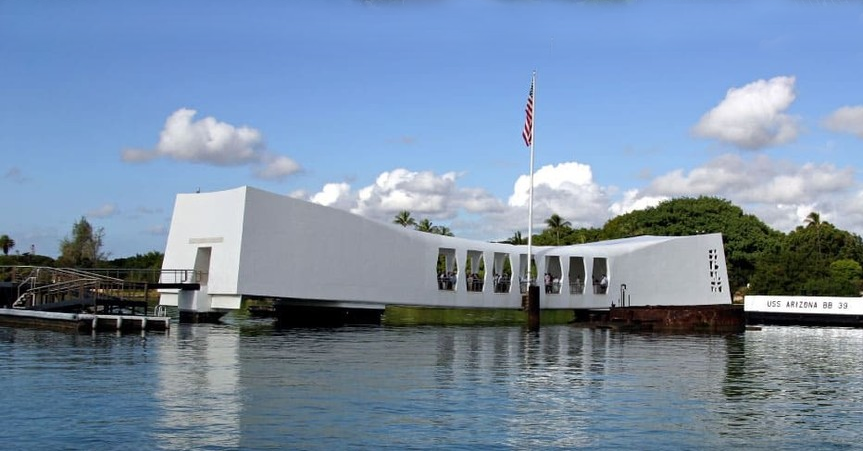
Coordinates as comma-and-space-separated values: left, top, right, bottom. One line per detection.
502, 231, 526, 245
749, 217, 863, 296
829, 259, 862, 296
804, 211, 821, 228
108, 251, 164, 281
0, 253, 54, 268
434, 225, 454, 237
415, 218, 435, 233
58, 216, 106, 267
0, 235, 15, 256
600, 197, 782, 293
393, 210, 416, 228
544, 213, 572, 245
109, 251, 164, 270
804, 211, 822, 258
561, 227, 603, 245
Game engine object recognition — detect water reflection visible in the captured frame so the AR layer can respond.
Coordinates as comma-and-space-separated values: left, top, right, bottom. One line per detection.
2, 321, 862, 450
155, 324, 241, 449
718, 326, 863, 447
157, 323, 863, 449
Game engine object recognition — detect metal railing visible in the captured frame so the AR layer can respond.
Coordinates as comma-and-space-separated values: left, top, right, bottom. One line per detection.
1, 266, 203, 312
569, 281, 585, 294
3, 266, 202, 285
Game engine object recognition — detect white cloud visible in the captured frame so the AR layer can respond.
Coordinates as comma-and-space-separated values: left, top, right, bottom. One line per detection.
692, 76, 800, 149
87, 203, 118, 218
123, 108, 259, 164
620, 153, 859, 233
310, 182, 354, 209
508, 162, 610, 227
296, 168, 505, 236
300, 163, 608, 240
645, 154, 854, 205
835, 190, 863, 231
122, 108, 301, 180
295, 153, 863, 242
255, 155, 302, 181
822, 105, 863, 139
352, 168, 461, 218
648, 154, 752, 197
747, 203, 803, 233
457, 188, 506, 214
288, 189, 309, 199
609, 190, 667, 217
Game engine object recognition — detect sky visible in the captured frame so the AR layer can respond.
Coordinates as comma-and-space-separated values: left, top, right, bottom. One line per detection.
2, 0, 863, 259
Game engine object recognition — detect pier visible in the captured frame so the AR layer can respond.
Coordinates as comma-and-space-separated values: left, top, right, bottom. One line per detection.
0, 308, 170, 332
0, 266, 198, 332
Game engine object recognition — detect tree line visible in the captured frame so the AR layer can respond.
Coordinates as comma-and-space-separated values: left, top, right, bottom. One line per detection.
0, 217, 163, 272
393, 210, 454, 236
4, 198, 863, 297
528, 198, 861, 298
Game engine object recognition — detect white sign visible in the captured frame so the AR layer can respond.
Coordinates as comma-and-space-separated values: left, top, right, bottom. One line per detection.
745, 295, 863, 315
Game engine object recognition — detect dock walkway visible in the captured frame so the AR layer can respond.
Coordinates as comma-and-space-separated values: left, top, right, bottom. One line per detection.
0, 266, 188, 332
0, 308, 170, 332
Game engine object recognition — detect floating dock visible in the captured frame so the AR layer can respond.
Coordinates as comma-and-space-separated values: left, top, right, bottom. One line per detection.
0, 308, 170, 332
0, 266, 189, 332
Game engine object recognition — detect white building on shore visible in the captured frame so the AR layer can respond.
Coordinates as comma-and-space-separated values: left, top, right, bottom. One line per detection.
159, 186, 731, 319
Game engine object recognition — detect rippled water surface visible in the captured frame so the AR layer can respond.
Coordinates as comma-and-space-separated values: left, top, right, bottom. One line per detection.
1, 320, 861, 450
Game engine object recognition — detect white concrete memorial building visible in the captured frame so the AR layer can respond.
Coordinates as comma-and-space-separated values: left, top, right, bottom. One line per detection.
159, 187, 731, 320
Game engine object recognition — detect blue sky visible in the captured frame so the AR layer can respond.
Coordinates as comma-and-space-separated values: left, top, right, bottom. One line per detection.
2, 0, 863, 259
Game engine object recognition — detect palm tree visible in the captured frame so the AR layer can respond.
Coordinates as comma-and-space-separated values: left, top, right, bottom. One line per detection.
804, 211, 821, 228
434, 226, 454, 237
805, 211, 822, 258
0, 235, 15, 256
415, 218, 435, 233
503, 231, 526, 245
545, 213, 572, 245
393, 210, 416, 228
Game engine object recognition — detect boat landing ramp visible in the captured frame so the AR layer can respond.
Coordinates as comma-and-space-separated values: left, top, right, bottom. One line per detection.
0, 266, 198, 333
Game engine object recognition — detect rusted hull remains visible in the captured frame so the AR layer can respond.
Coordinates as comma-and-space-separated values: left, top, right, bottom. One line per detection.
578, 304, 745, 333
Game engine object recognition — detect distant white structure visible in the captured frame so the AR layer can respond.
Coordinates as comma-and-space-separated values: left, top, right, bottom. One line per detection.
159, 186, 731, 318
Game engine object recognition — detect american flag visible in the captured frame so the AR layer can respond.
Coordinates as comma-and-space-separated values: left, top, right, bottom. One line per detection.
522, 74, 534, 147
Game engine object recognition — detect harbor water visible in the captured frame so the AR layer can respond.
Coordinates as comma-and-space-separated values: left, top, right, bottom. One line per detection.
1, 317, 861, 450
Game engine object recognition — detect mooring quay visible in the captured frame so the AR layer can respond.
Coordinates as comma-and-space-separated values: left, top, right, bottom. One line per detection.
0, 266, 199, 332
0, 308, 170, 332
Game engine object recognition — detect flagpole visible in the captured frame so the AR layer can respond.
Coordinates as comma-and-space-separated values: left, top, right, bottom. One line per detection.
523, 70, 539, 330
526, 70, 536, 288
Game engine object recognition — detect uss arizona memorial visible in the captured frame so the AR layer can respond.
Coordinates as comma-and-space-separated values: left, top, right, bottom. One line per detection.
158, 186, 731, 320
